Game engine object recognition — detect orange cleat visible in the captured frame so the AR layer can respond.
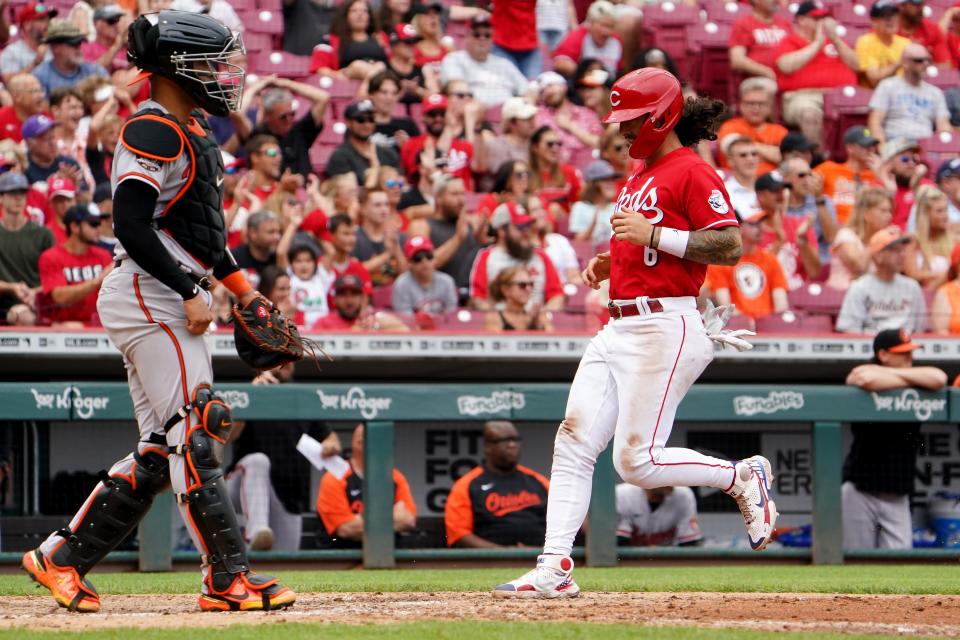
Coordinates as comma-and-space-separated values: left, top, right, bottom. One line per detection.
22, 549, 101, 613
198, 572, 296, 612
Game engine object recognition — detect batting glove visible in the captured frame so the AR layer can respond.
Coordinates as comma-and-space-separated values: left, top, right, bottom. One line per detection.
702, 300, 756, 352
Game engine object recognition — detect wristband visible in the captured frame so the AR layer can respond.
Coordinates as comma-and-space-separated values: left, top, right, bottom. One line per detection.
221, 270, 253, 298
656, 227, 690, 258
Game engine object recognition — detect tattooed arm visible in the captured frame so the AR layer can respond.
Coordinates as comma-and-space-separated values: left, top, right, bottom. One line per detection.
678, 226, 742, 266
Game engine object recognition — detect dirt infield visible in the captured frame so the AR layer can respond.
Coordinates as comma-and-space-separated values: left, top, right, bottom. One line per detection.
3, 592, 960, 636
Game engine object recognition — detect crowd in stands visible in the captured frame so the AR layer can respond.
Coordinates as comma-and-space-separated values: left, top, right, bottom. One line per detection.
4, 0, 960, 334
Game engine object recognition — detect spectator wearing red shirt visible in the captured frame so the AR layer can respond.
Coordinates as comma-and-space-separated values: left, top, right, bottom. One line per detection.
774, 1, 859, 149
0, 74, 45, 143
81, 5, 129, 73
899, 0, 951, 66
730, 0, 792, 80
552, 1, 622, 78
45, 175, 76, 245
941, 5, 960, 68
534, 71, 600, 167
753, 171, 823, 289
879, 138, 933, 229
469, 201, 565, 311
309, 0, 390, 81
400, 94, 476, 191
311, 273, 408, 331
410, 2, 450, 68
490, 0, 540, 79
322, 214, 374, 295
529, 125, 583, 219
37, 204, 112, 326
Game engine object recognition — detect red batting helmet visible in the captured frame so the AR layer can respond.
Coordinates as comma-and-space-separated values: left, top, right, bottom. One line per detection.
603, 68, 684, 159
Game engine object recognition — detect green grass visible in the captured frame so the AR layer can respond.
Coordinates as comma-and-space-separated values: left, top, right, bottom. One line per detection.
3, 565, 959, 596
0, 622, 945, 640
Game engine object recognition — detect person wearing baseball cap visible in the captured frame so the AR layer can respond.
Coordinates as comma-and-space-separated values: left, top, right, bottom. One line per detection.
486, 97, 538, 172
37, 203, 112, 326
0, 170, 53, 322
878, 138, 928, 228
470, 201, 564, 310
311, 273, 408, 331
569, 160, 619, 246
535, 70, 600, 164
934, 157, 960, 223
82, 5, 129, 73
776, 1, 858, 149
45, 175, 77, 245
856, 0, 910, 89
779, 131, 815, 164
327, 99, 401, 185
843, 326, 946, 550
399, 93, 476, 190
813, 125, 883, 224
23, 113, 84, 188
752, 169, 821, 288
391, 235, 457, 315
836, 226, 927, 332
33, 19, 108, 97
0, 3, 56, 76
897, 0, 951, 65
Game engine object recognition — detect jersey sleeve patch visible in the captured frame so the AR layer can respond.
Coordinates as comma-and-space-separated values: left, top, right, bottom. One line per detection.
120, 115, 184, 162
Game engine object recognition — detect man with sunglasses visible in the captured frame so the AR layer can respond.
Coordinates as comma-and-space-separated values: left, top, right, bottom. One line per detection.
327, 99, 400, 184
400, 93, 476, 190
81, 5, 129, 73
0, 3, 55, 80
391, 235, 457, 315
867, 43, 952, 145
439, 15, 531, 108
535, 71, 600, 166
879, 138, 933, 228
445, 421, 549, 548
898, 0, 950, 65
37, 204, 112, 326
716, 77, 785, 175
0, 171, 52, 322
33, 19, 107, 97
782, 156, 839, 264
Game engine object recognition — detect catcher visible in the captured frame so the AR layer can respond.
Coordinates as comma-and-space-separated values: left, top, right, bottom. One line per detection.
23, 11, 304, 613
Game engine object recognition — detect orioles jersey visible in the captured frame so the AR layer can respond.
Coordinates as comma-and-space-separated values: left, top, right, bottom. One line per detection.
316, 465, 416, 536
610, 147, 738, 300
444, 464, 549, 547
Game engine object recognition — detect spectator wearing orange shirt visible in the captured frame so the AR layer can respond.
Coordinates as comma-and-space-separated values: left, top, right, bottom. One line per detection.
716, 77, 786, 175
315, 423, 416, 545
705, 211, 789, 320
729, 0, 792, 80
898, 0, 951, 66
931, 244, 960, 334
774, 2, 859, 148
814, 126, 884, 225
444, 421, 549, 548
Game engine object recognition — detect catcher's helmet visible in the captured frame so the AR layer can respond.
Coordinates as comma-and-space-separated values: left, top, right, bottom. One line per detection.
127, 11, 245, 117
603, 68, 684, 160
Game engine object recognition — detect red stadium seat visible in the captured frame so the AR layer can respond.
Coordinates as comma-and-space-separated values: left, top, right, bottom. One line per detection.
310, 143, 338, 175
257, 0, 282, 11
787, 283, 846, 317
755, 311, 833, 334
249, 51, 312, 79
686, 22, 733, 102
920, 133, 960, 168
549, 311, 587, 332
701, 0, 749, 24
231, 0, 255, 11
318, 121, 346, 145
642, 3, 701, 80
243, 32, 274, 56
821, 85, 872, 160
832, 3, 873, 29
484, 103, 503, 127
925, 66, 960, 91
564, 284, 588, 313
371, 284, 394, 310
442, 309, 487, 331
464, 191, 486, 213
570, 239, 593, 267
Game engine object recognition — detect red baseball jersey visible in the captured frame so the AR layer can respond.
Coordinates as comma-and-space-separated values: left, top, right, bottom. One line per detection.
37, 244, 112, 324
609, 147, 738, 300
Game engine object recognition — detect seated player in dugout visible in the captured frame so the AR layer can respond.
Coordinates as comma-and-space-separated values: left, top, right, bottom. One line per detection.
615, 484, 703, 547
315, 423, 417, 547
444, 421, 550, 548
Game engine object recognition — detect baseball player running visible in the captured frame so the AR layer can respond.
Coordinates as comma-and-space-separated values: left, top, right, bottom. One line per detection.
23, 12, 295, 612
493, 69, 777, 599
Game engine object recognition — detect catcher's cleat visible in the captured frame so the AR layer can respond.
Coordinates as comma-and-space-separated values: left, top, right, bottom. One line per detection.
198, 572, 296, 611
492, 554, 580, 599
727, 455, 779, 551
22, 549, 101, 613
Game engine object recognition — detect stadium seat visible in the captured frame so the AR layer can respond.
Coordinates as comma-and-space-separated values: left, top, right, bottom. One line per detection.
686, 22, 733, 102
243, 32, 274, 55
570, 239, 593, 267
464, 191, 486, 213
755, 311, 833, 334
231, 0, 255, 11
318, 121, 346, 145
564, 283, 588, 313
371, 284, 394, 310
920, 133, 960, 168
701, 0, 749, 24
257, 0, 282, 11
443, 309, 487, 331
787, 283, 846, 317
310, 143, 338, 175
549, 311, 587, 332
925, 66, 960, 91
821, 85, 872, 160
641, 3, 701, 80
832, 3, 872, 29
249, 51, 312, 79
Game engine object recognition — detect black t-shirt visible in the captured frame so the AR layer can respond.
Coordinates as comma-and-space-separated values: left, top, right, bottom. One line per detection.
232, 244, 276, 275
448, 465, 548, 547
229, 420, 332, 514
843, 422, 922, 495
372, 118, 420, 152
282, 0, 335, 55
428, 216, 479, 293
326, 142, 400, 182
27, 155, 83, 188
397, 187, 428, 211
250, 112, 323, 178
389, 63, 426, 105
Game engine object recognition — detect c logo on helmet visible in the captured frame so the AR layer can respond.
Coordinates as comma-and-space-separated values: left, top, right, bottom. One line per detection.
610, 90, 621, 107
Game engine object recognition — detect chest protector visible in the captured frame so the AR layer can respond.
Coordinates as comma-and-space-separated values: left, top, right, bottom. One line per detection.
120, 108, 226, 269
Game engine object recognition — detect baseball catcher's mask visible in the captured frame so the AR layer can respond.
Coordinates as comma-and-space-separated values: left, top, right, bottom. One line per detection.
128, 10, 246, 116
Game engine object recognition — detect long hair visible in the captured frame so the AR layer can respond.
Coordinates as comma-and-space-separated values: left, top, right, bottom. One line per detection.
491, 159, 529, 195
490, 265, 526, 303
258, 265, 290, 304
331, 0, 377, 45
848, 186, 892, 242
674, 95, 727, 147
914, 184, 953, 260
529, 126, 561, 190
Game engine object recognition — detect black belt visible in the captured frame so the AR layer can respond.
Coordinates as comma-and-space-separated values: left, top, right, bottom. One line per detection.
113, 258, 212, 291
608, 299, 664, 319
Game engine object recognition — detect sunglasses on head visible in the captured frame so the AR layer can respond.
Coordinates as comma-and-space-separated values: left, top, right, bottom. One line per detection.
411, 251, 434, 262
510, 280, 535, 289
385, 178, 405, 188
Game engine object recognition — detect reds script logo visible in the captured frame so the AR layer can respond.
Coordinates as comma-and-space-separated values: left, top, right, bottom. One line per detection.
617, 177, 664, 266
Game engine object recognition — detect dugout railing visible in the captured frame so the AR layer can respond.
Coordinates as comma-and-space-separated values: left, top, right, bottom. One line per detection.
0, 382, 957, 569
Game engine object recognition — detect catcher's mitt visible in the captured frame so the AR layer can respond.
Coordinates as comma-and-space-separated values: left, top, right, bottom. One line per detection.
231, 296, 323, 370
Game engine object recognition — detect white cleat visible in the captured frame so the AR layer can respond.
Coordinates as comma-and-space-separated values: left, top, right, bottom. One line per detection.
492, 554, 580, 599
727, 455, 778, 551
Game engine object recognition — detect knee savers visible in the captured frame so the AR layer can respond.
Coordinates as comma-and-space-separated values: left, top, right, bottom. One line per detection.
52, 449, 170, 575
174, 384, 249, 591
